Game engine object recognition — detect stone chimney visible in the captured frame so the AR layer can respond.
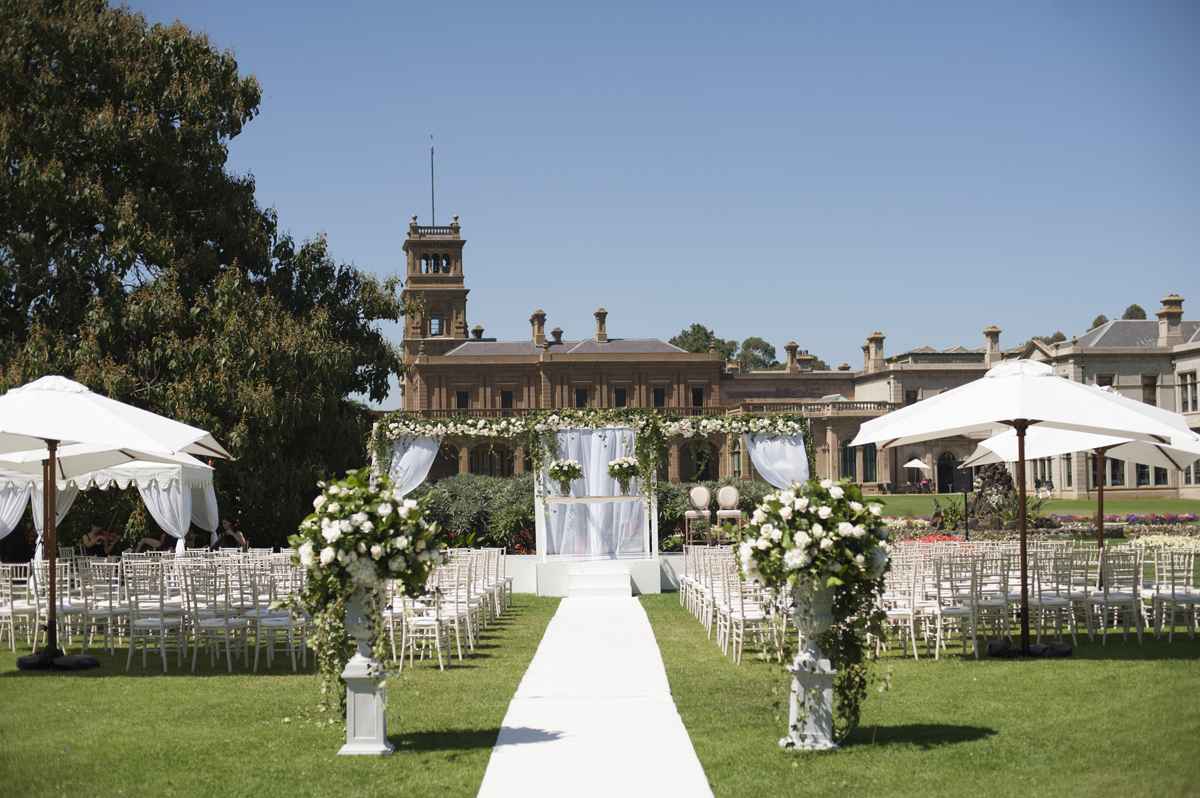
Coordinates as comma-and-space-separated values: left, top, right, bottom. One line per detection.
862, 344, 870, 372
784, 341, 800, 373
1157, 293, 1184, 347
837, 362, 851, 371
550, 326, 563, 345
866, 331, 886, 373
982, 324, 1002, 367
593, 307, 609, 343
471, 324, 485, 340
530, 309, 547, 348
796, 350, 817, 371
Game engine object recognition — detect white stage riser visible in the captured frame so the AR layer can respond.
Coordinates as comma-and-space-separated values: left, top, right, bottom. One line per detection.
506, 554, 684, 595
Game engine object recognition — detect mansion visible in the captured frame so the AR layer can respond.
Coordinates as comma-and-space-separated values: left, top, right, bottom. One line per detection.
397, 217, 1200, 499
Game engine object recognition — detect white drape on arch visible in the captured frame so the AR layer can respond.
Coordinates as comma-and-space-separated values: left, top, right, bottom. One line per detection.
31, 483, 80, 560
540, 427, 648, 560
137, 479, 191, 554
743, 434, 810, 489
386, 436, 441, 498
0, 481, 31, 541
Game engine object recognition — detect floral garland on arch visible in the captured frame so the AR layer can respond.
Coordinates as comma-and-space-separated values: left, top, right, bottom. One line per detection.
369, 409, 813, 493
738, 478, 890, 743
288, 468, 443, 711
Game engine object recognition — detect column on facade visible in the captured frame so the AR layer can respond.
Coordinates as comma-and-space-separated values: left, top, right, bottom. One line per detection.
514, 446, 526, 475
457, 444, 470, 475
825, 425, 838, 481
668, 442, 682, 483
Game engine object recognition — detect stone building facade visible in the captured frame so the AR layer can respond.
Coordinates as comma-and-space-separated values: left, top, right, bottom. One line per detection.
398, 218, 1200, 496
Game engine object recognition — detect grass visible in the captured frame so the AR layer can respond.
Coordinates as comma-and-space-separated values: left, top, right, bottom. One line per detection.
0, 594, 558, 798
643, 594, 1200, 798
876, 493, 1200, 519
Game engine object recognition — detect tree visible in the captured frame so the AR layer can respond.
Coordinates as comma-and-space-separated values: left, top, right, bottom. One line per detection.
1090, 314, 1109, 329
0, 1, 402, 544
736, 336, 779, 371
1122, 304, 1147, 320
1032, 331, 1067, 344
669, 323, 737, 360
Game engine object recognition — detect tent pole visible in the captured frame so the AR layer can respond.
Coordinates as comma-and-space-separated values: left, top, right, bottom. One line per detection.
1014, 421, 1030, 655
1093, 446, 1110, 551
43, 439, 61, 658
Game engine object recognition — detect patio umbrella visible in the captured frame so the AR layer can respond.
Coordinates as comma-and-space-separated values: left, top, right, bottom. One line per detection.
962, 421, 1200, 548
850, 360, 1184, 654
0, 376, 230, 663
0, 442, 198, 479
902, 458, 931, 470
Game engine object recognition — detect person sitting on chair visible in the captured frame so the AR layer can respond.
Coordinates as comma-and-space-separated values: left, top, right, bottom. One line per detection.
134, 531, 170, 552
80, 523, 118, 557
214, 518, 248, 550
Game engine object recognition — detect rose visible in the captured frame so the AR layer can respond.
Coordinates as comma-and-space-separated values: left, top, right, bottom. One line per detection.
829, 486, 845, 500
313, 495, 327, 510
361, 521, 375, 534
784, 547, 808, 570
817, 506, 832, 519
322, 527, 341, 544
869, 504, 883, 516
370, 544, 383, 560
298, 541, 315, 567
779, 506, 793, 520
350, 512, 369, 527
377, 502, 393, 517
319, 546, 336, 566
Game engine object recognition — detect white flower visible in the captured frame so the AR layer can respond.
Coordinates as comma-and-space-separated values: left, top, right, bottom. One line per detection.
869, 504, 883, 516
322, 527, 341, 544
810, 523, 824, 538
377, 502, 393, 517
855, 554, 865, 566
769, 526, 783, 542
360, 520, 375, 534
829, 486, 845, 500
837, 522, 854, 537
327, 502, 341, 514
751, 509, 767, 525
783, 547, 808, 570
817, 506, 832, 520
778, 506, 793, 520
350, 512, 369, 527
404, 499, 418, 510
391, 488, 406, 502
339, 519, 353, 534
794, 532, 811, 549
327, 485, 341, 496
819, 537, 833, 550
348, 557, 377, 587
394, 535, 410, 550
794, 497, 809, 512
756, 538, 771, 550
820, 479, 833, 489
849, 501, 863, 514
319, 546, 336, 566
313, 495, 327, 510
389, 556, 403, 572
357, 541, 366, 554
370, 544, 383, 560
852, 524, 867, 538
779, 490, 796, 505
298, 542, 315, 567
738, 542, 754, 563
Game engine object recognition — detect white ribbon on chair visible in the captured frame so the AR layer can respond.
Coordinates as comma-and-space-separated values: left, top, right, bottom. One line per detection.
743, 434, 810, 489
386, 436, 441, 498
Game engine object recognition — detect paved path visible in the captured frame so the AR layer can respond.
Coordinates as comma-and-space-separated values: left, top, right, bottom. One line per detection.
477, 596, 713, 798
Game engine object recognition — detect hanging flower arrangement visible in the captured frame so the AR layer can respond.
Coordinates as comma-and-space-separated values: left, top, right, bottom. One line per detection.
607, 456, 639, 494
288, 468, 443, 710
546, 459, 583, 495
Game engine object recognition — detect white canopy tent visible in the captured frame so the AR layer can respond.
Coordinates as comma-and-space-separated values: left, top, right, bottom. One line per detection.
902, 458, 931, 471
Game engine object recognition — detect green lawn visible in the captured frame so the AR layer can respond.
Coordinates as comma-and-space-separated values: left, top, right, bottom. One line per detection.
0, 595, 558, 798
643, 594, 1200, 798
876, 493, 1200, 519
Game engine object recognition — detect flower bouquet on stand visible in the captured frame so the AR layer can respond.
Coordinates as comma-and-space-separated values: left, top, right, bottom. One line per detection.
607, 456, 639, 495
738, 478, 890, 751
547, 459, 583, 496
289, 468, 442, 756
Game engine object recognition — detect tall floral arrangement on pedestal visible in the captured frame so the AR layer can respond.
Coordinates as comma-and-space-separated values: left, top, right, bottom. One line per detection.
738, 478, 890, 745
289, 468, 442, 710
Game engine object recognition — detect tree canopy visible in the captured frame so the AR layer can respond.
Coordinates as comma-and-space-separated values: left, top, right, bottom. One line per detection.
1, 0, 402, 544
1090, 314, 1109, 329
669, 323, 737, 360
737, 336, 779, 371
1122, 304, 1147, 320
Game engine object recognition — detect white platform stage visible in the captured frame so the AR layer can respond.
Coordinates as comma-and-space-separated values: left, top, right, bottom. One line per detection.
533, 557, 662, 597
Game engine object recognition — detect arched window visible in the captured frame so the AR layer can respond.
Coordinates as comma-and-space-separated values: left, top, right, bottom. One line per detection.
862, 443, 877, 483
441, 255, 452, 273
470, 444, 514, 477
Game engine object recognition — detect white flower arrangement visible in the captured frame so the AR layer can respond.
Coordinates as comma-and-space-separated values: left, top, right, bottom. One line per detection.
547, 458, 583, 495
607, 456, 639, 494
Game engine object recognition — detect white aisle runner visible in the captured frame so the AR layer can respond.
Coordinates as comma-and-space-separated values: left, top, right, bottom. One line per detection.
477, 597, 713, 798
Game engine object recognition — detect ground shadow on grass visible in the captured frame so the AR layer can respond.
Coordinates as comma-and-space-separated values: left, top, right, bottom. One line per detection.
844, 723, 996, 749
390, 726, 561, 752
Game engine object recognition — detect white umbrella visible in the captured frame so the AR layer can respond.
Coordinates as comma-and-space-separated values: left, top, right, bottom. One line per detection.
851, 360, 1184, 654
0, 375, 230, 663
0, 442, 200, 480
902, 458, 931, 471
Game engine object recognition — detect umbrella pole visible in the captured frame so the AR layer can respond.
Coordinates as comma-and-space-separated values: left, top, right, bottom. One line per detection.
1015, 421, 1030, 655
43, 439, 61, 658
1093, 446, 1109, 551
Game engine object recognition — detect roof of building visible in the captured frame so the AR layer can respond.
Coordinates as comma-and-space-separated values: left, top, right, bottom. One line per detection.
442, 337, 685, 357
1074, 319, 1200, 349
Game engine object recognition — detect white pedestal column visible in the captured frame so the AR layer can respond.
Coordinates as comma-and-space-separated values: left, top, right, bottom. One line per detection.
781, 583, 838, 751
338, 590, 394, 756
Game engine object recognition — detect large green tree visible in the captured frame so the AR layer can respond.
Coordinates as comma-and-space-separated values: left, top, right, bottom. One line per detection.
1122, 304, 1147, 320
736, 336, 779, 371
669, 323, 737, 360
1, 0, 402, 544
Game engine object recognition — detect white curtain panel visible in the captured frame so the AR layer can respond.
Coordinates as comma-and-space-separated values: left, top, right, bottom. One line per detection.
546, 499, 645, 559
31, 483, 81, 560
190, 483, 220, 545
554, 427, 637, 497
387, 436, 442, 498
743, 434, 810, 489
0, 481, 31, 541
137, 479, 192, 554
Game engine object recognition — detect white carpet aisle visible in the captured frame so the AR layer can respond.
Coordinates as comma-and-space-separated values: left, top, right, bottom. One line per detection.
477, 596, 713, 798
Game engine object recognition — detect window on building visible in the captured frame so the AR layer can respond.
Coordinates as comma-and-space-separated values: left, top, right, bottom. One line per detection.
613, 387, 627, 408
904, 389, 918, 406
429, 317, 444, 336
839, 442, 856, 481
1154, 466, 1169, 486
862, 443, 877, 483
1063, 453, 1072, 488
455, 391, 469, 410
1095, 374, 1115, 388
1141, 375, 1157, 406
500, 390, 514, 411
1136, 463, 1150, 487
691, 386, 704, 408
1186, 460, 1199, 486
1181, 372, 1198, 413
574, 387, 589, 408
653, 387, 666, 408
1108, 457, 1125, 487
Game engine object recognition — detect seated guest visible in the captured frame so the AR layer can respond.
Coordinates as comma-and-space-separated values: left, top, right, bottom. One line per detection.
80, 523, 118, 557
134, 531, 170, 552
214, 518, 248, 550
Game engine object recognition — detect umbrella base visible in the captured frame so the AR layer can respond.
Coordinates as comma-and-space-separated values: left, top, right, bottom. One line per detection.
985, 639, 1072, 659
17, 651, 99, 671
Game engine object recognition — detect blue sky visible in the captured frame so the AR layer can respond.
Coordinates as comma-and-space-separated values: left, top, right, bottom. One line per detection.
130, 1, 1199, 408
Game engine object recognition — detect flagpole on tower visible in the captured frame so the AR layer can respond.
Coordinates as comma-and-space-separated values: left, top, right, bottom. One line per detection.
430, 134, 436, 226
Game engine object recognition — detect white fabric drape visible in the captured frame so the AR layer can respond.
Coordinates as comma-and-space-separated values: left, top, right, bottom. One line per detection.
31, 483, 80, 560
743, 434, 810, 489
543, 428, 645, 559
0, 481, 31, 541
387, 436, 441, 498
190, 483, 220, 545
137, 479, 192, 554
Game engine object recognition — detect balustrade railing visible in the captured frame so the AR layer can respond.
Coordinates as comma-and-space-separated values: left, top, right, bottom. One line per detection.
398, 402, 894, 419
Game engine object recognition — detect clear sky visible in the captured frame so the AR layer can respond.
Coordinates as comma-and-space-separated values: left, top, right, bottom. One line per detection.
129, 1, 1199, 408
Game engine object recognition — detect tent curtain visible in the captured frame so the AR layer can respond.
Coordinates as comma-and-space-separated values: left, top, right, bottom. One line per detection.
543, 427, 645, 559
387, 436, 441, 498
137, 479, 192, 554
743, 433, 810, 489
0, 482, 31, 541
31, 483, 80, 560
190, 483, 220, 545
